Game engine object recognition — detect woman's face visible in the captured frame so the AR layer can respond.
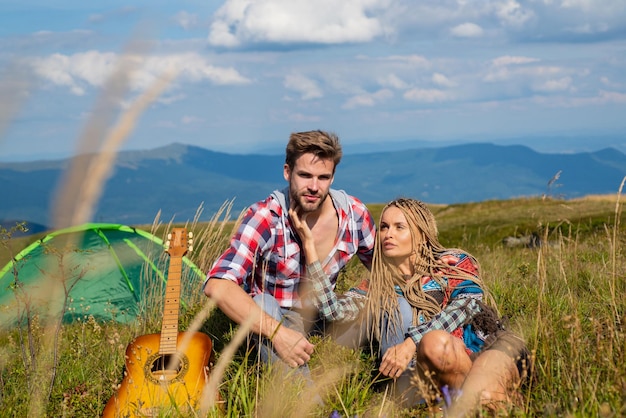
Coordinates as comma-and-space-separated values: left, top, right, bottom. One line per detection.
379, 205, 421, 275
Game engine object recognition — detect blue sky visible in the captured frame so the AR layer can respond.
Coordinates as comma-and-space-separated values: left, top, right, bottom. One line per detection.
1, 0, 625, 161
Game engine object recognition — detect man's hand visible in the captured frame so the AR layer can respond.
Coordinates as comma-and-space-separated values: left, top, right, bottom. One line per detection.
206, 279, 313, 368
272, 325, 315, 368
379, 338, 417, 378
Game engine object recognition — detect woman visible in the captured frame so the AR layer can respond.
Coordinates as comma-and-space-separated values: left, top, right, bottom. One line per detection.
290, 197, 530, 413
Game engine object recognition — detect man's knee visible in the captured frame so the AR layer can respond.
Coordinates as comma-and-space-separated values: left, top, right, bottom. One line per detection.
418, 330, 454, 361
417, 330, 469, 373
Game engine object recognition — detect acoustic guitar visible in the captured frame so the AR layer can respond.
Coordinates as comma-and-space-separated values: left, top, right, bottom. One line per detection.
103, 227, 214, 417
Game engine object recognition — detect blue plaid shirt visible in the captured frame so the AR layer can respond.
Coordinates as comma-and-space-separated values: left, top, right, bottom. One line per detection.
309, 251, 485, 349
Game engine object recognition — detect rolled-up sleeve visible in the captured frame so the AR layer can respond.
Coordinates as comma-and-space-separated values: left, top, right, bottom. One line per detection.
307, 261, 366, 322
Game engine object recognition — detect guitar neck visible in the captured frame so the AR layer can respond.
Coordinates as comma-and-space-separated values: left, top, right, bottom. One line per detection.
159, 228, 190, 355
159, 256, 182, 354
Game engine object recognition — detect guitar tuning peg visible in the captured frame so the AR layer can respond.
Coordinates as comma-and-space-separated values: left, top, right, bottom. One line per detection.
167, 233, 172, 240
165, 240, 170, 249
188, 245, 194, 252
188, 231, 194, 239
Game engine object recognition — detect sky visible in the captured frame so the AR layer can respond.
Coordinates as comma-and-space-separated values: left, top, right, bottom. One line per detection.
1, 0, 625, 161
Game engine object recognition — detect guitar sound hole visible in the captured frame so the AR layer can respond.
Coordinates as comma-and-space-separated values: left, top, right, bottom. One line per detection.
150, 355, 184, 381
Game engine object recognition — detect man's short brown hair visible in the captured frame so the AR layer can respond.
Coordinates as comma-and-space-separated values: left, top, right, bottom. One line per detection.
285, 130, 343, 172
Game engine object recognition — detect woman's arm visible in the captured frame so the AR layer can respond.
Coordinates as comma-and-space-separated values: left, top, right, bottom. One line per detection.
307, 261, 366, 322
406, 296, 481, 346
289, 207, 366, 322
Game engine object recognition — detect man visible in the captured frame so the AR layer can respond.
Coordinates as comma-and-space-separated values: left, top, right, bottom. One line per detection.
204, 130, 375, 370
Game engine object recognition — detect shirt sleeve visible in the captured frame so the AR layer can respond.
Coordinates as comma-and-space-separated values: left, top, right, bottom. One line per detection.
307, 261, 366, 322
205, 202, 273, 287
406, 297, 481, 346
351, 197, 376, 270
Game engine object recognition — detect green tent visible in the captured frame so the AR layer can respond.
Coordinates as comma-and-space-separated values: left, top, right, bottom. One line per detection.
0, 223, 206, 327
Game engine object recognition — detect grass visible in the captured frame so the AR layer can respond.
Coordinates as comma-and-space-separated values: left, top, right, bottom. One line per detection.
1, 193, 625, 417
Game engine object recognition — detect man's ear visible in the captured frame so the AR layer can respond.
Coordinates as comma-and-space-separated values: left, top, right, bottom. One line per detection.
283, 163, 290, 182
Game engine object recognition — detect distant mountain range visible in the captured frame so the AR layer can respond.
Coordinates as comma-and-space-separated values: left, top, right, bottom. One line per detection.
2, 142, 625, 229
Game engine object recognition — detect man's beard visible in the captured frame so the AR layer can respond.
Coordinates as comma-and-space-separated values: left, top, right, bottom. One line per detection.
290, 187, 328, 213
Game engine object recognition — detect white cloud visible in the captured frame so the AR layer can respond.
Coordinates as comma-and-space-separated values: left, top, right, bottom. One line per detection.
208, 0, 389, 47
544, 89, 626, 107
432, 72, 456, 88
157, 93, 186, 105
283, 73, 323, 100
485, 62, 565, 84
560, 0, 601, 12
483, 55, 539, 82
343, 95, 376, 108
484, 56, 543, 82
450, 22, 484, 38
533, 76, 573, 92
174, 11, 199, 30
31, 51, 118, 96
600, 76, 623, 89
182, 115, 203, 124
30, 51, 251, 96
597, 90, 626, 104
492, 55, 540, 67
493, 0, 535, 28
565, 22, 611, 35
342, 89, 393, 109
403, 88, 449, 103
380, 54, 431, 68
378, 73, 409, 89
207, 21, 240, 47
558, 0, 626, 21
161, 53, 251, 86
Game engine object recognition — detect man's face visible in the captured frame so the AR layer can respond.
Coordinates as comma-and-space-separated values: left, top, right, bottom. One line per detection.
284, 153, 335, 213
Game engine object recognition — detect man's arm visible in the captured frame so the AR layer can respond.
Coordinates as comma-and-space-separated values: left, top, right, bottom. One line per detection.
204, 278, 314, 368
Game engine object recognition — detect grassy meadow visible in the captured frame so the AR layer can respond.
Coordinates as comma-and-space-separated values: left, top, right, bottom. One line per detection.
0, 192, 625, 417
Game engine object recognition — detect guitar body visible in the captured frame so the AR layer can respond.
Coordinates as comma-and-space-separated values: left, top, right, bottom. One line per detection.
103, 331, 213, 418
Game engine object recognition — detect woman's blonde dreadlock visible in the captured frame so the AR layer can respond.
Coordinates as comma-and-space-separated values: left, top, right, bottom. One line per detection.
365, 198, 489, 344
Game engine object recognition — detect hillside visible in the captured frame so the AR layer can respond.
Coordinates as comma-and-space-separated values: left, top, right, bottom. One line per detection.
1, 142, 625, 228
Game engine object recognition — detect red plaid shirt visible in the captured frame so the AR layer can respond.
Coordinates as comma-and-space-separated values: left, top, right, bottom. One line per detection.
206, 188, 375, 308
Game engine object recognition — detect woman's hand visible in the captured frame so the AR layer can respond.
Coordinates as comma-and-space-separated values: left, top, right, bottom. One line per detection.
289, 207, 313, 242
379, 338, 417, 378
289, 206, 318, 264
